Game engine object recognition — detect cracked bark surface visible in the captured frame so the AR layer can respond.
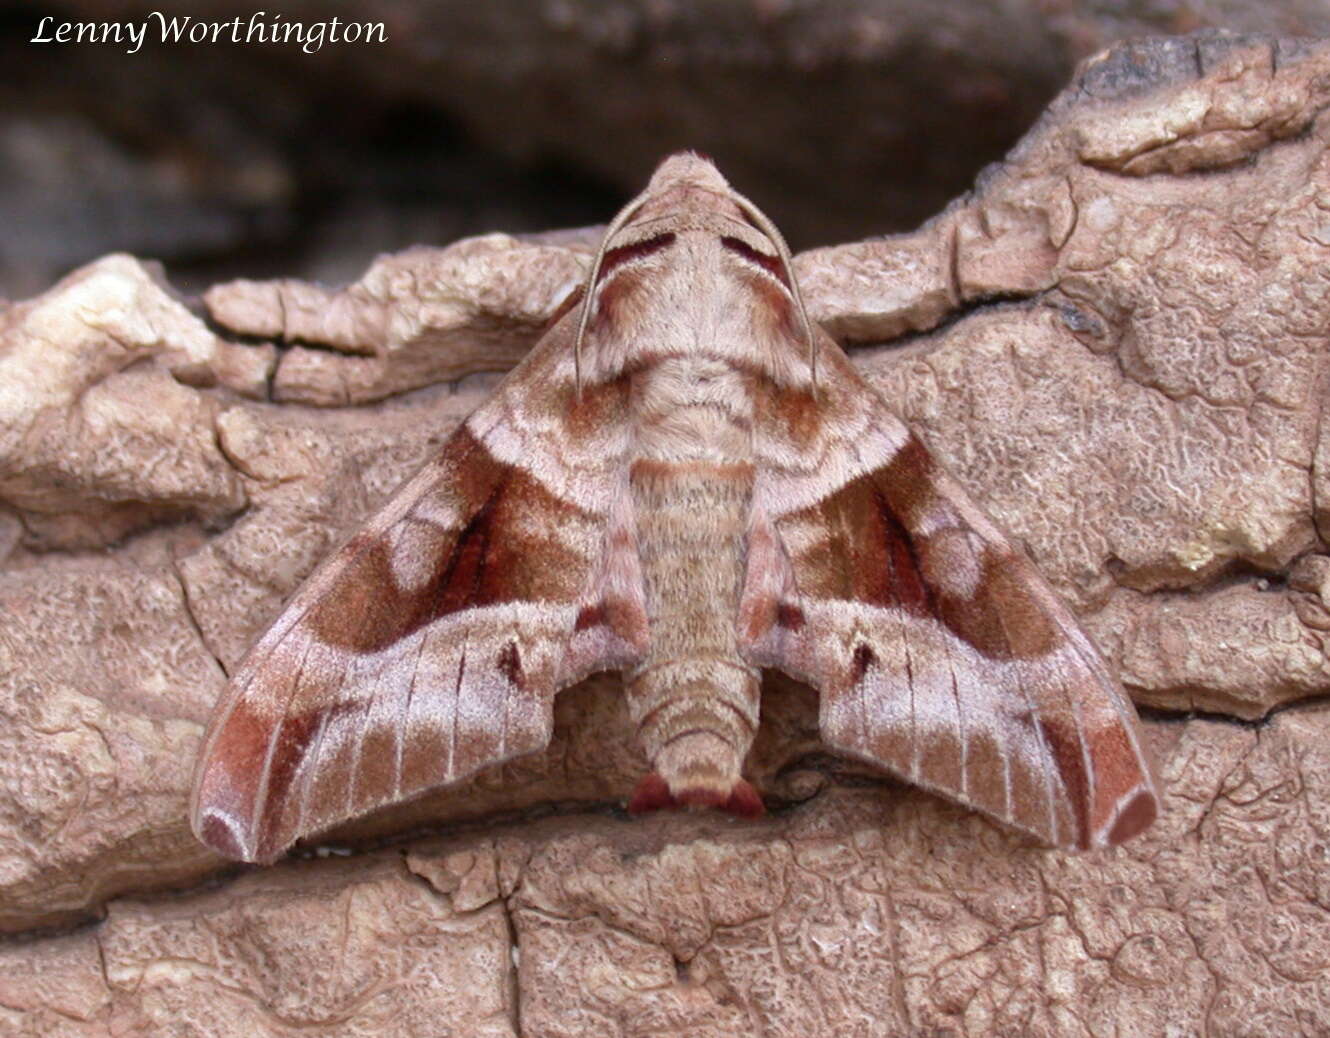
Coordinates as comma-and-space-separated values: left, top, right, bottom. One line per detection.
5, 32, 1330, 1035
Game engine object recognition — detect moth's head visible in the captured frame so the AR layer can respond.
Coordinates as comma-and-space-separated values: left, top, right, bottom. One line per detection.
642, 151, 732, 200
619, 151, 751, 233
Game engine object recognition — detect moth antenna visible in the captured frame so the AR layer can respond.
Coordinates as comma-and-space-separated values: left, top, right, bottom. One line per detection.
575, 189, 652, 398
730, 189, 817, 394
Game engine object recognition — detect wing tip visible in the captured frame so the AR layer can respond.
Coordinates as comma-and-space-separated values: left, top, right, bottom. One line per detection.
194, 806, 258, 863
192, 765, 290, 864
1086, 784, 1159, 849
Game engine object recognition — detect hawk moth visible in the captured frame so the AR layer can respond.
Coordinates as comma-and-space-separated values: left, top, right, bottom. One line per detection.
191, 153, 1158, 863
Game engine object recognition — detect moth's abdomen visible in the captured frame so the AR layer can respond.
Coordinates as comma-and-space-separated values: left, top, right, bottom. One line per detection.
628, 657, 760, 809
626, 454, 762, 813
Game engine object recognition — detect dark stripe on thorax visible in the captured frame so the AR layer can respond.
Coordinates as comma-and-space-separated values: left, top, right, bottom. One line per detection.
597, 232, 677, 283
720, 235, 790, 287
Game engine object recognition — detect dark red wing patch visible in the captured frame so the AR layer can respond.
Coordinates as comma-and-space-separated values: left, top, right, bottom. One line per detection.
305, 429, 588, 655
781, 435, 1059, 663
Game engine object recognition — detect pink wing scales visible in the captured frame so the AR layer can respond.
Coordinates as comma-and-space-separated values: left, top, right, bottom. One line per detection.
191, 324, 647, 863
740, 345, 1158, 849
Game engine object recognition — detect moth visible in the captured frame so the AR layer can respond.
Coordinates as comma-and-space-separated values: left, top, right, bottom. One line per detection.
191, 153, 1158, 863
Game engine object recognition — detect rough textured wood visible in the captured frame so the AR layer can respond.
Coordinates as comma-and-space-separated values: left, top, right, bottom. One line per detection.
5, 31, 1330, 1035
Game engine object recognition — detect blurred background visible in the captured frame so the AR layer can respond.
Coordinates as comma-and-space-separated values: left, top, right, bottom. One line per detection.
3, 0, 1327, 299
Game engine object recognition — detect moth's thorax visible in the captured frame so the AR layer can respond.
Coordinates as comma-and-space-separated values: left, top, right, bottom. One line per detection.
587, 228, 800, 390
633, 352, 754, 463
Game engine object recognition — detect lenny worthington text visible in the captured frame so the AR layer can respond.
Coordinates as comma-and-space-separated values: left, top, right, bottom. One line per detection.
30, 12, 386, 55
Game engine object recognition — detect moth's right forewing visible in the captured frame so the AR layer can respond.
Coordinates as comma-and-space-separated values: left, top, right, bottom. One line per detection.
190, 321, 646, 863
741, 343, 1158, 849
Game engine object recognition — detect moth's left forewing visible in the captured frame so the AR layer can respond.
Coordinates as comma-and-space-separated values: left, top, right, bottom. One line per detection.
191, 320, 647, 863
741, 345, 1158, 849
